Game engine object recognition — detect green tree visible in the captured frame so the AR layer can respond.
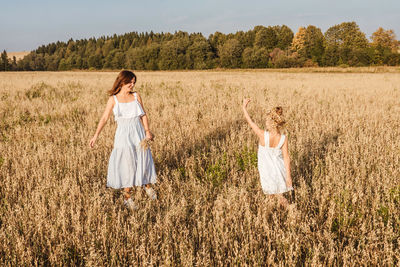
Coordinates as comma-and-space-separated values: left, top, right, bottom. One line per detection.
126, 44, 160, 70
123, 39, 131, 51
102, 40, 115, 57
66, 39, 76, 57
324, 22, 369, 66
143, 44, 161, 70
323, 46, 339, 66
1, 50, 10, 71
58, 58, 69, 70
253, 25, 266, 33
218, 38, 242, 68
270, 48, 305, 68
111, 50, 126, 69
273, 25, 294, 50
0, 52, 4, 71
88, 54, 103, 69
34, 53, 46, 70
292, 25, 325, 64
158, 35, 190, 70
187, 35, 213, 69
85, 40, 97, 58
255, 27, 278, 49
209, 32, 226, 53
47, 56, 60, 71
158, 40, 179, 70
325, 22, 368, 49
75, 55, 83, 69
348, 47, 373, 66
127, 47, 145, 70
11, 56, 17, 70
242, 47, 269, 68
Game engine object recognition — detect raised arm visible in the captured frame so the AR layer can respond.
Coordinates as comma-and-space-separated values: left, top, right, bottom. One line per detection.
281, 137, 292, 188
89, 96, 115, 148
242, 98, 264, 142
136, 92, 154, 141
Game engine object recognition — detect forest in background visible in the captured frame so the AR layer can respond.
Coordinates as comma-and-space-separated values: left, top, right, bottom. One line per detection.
1, 21, 399, 71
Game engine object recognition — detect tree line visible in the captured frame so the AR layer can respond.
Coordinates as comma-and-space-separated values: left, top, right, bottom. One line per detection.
1, 22, 399, 71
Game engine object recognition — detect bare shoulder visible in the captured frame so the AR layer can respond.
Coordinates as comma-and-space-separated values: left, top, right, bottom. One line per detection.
135, 91, 142, 99
257, 128, 265, 137
135, 91, 145, 104
107, 95, 116, 106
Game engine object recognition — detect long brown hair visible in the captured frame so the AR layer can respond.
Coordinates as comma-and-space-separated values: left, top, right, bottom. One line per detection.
108, 70, 137, 96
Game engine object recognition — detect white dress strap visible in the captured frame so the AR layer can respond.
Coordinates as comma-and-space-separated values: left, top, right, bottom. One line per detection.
277, 134, 285, 149
112, 95, 120, 118
264, 131, 269, 147
133, 92, 137, 100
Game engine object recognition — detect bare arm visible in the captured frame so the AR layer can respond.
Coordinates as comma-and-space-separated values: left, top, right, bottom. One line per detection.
242, 98, 264, 143
89, 96, 115, 148
281, 137, 292, 188
136, 92, 154, 141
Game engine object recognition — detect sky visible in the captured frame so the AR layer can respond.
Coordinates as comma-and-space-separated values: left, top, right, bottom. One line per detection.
1, 0, 399, 52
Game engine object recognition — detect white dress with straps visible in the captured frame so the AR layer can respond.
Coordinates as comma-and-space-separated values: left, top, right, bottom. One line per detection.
258, 131, 293, 194
107, 92, 157, 189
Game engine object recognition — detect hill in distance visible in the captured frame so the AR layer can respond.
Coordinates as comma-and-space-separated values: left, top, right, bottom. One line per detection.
8, 51, 30, 61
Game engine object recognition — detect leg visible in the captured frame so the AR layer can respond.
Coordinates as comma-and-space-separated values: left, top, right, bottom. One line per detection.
122, 188, 137, 210
269, 194, 289, 208
144, 184, 157, 200
123, 187, 131, 200
277, 194, 289, 208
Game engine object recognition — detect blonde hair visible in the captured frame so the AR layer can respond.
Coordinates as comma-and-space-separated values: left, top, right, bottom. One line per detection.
266, 106, 286, 131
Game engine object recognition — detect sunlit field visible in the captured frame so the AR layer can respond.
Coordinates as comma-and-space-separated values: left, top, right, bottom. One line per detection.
0, 70, 399, 265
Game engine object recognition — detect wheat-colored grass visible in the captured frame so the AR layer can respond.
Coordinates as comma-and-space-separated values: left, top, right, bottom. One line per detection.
0, 70, 399, 265
6, 51, 30, 61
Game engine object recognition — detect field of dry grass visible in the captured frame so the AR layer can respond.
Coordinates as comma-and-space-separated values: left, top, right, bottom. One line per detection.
6, 51, 30, 61
0, 70, 399, 265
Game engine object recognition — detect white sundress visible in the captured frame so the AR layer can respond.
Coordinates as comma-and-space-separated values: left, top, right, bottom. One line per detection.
107, 92, 157, 189
258, 131, 293, 195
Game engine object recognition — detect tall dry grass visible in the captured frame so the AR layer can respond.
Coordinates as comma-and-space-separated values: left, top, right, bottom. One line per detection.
0, 70, 399, 265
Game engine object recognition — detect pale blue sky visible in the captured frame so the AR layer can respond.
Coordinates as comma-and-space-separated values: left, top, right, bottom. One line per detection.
1, 0, 399, 51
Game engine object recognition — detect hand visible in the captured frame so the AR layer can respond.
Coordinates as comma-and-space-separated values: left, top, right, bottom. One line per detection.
145, 130, 154, 141
243, 98, 251, 109
89, 136, 97, 148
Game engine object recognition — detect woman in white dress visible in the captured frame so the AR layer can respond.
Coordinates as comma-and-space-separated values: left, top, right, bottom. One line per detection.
242, 98, 293, 206
89, 70, 157, 210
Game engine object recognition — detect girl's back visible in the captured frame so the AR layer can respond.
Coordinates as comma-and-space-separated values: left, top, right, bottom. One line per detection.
258, 131, 291, 195
259, 131, 285, 161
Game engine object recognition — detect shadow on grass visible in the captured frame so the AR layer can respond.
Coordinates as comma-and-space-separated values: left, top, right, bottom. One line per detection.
290, 127, 342, 205
156, 119, 243, 172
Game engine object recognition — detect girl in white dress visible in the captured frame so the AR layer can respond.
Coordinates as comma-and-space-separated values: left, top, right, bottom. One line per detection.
242, 98, 293, 205
89, 70, 157, 210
